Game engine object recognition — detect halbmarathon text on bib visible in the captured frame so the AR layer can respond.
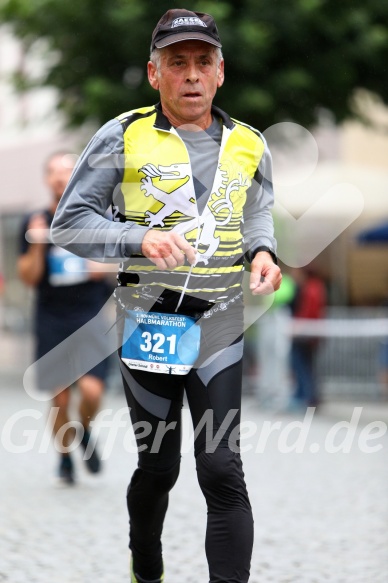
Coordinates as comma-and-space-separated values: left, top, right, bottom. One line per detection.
121, 310, 201, 375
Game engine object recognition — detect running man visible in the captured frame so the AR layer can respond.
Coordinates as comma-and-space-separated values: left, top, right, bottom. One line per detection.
52, 9, 282, 582
18, 152, 111, 484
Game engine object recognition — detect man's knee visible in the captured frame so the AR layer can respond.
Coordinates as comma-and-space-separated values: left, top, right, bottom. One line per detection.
52, 387, 70, 409
196, 448, 244, 493
78, 375, 104, 402
127, 460, 180, 498
196, 449, 251, 513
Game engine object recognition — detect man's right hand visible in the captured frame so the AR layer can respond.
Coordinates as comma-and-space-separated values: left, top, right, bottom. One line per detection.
27, 214, 49, 245
141, 230, 196, 270
18, 214, 49, 287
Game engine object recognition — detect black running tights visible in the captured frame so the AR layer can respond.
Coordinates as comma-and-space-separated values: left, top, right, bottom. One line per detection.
120, 334, 253, 583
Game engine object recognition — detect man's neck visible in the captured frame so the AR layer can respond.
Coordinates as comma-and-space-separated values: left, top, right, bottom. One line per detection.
160, 104, 213, 131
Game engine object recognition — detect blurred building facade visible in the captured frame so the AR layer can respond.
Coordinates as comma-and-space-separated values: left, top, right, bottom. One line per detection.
263, 102, 388, 306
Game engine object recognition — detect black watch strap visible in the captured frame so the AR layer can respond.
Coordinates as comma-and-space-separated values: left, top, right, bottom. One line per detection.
250, 245, 278, 265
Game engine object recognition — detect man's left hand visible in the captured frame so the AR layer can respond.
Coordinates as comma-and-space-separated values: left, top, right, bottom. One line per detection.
249, 251, 282, 295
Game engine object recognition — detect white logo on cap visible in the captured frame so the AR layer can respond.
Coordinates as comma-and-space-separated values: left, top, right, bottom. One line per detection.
171, 17, 207, 28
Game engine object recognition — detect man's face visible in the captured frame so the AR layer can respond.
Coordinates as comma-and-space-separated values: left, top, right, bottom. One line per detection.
148, 40, 224, 129
45, 155, 74, 206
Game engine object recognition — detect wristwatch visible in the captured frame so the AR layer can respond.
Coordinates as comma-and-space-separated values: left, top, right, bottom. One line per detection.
250, 245, 278, 265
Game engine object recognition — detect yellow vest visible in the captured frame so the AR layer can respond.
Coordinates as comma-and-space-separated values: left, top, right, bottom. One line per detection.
115, 104, 265, 302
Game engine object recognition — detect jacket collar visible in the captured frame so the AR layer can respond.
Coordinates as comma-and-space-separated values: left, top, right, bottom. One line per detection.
153, 102, 235, 131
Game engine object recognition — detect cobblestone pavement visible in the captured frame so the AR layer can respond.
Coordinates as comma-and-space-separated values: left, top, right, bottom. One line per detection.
1, 379, 388, 583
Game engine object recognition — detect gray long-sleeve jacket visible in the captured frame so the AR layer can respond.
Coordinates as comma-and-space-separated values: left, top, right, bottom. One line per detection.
51, 103, 277, 304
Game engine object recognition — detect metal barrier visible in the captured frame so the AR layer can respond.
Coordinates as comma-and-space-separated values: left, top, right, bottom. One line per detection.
244, 307, 388, 401
298, 308, 388, 400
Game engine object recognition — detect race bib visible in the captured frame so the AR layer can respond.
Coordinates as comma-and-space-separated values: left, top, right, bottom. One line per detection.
121, 310, 201, 375
48, 246, 89, 286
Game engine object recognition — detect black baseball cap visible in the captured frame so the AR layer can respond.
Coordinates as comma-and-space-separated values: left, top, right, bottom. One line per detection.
151, 9, 222, 52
